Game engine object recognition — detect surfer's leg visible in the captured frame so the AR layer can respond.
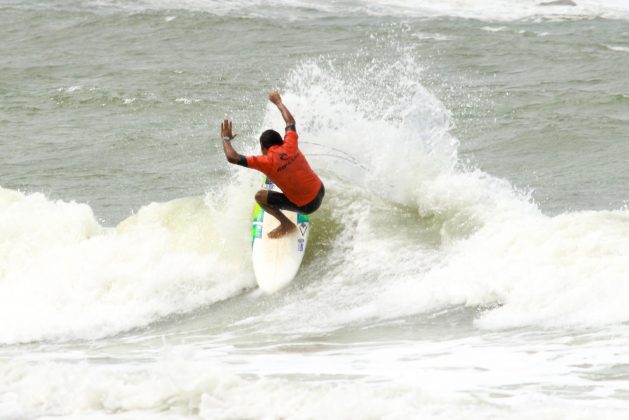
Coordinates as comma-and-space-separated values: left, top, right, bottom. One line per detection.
255, 190, 296, 239
298, 184, 325, 215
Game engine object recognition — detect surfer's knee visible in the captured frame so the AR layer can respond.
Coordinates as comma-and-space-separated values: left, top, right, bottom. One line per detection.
255, 189, 268, 205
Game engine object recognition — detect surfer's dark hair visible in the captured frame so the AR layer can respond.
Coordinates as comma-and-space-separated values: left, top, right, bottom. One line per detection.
260, 129, 283, 149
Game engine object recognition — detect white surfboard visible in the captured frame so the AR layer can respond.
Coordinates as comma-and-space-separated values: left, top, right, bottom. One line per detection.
251, 177, 310, 293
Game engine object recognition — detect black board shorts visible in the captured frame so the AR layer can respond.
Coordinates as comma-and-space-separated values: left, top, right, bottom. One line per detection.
267, 184, 325, 215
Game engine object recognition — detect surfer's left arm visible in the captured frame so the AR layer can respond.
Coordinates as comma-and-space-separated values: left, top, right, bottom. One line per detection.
269, 91, 296, 131
220, 119, 247, 167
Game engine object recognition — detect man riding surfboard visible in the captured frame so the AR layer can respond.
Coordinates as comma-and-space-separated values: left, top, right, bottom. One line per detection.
220, 91, 325, 239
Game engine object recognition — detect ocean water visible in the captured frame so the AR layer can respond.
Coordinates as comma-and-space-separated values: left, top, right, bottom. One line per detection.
1, 0, 629, 418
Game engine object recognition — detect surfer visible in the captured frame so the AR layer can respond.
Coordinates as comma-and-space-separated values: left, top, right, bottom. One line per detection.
220, 91, 325, 239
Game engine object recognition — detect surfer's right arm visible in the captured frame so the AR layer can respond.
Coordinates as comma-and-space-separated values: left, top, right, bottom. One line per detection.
220, 119, 248, 167
269, 90, 296, 132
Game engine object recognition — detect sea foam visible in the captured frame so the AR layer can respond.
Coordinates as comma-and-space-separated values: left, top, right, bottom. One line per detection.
0, 187, 254, 344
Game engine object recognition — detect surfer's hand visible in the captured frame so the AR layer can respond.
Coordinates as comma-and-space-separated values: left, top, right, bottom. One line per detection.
269, 90, 282, 105
220, 119, 237, 140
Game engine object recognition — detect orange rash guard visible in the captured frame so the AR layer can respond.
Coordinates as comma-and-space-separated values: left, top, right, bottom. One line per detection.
246, 130, 322, 206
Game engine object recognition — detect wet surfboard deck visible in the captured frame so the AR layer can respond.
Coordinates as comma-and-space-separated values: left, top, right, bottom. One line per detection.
251, 177, 310, 293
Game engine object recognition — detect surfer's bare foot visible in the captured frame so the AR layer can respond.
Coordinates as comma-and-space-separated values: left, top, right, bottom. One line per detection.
268, 222, 296, 239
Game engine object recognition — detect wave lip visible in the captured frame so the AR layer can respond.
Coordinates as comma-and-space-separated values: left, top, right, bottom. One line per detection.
237, 47, 629, 333
0, 188, 254, 344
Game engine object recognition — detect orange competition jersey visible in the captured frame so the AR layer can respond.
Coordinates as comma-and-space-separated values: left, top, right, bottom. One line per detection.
246, 130, 322, 206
